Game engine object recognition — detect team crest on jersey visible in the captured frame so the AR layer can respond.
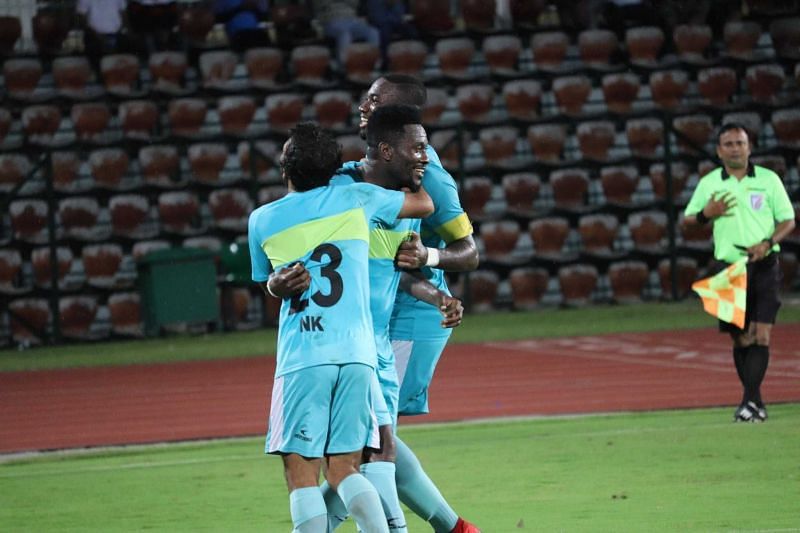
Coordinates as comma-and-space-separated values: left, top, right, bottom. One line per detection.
750, 193, 764, 211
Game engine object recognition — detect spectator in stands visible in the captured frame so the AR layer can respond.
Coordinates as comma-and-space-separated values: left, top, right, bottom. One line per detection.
367, 0, 417, 68
598, 0, 661, 40
312, 0, 380, 65
213, 0, 271, 52
271, 0, 316, 49
76, 0, 128, 68
127, 0, 178, 52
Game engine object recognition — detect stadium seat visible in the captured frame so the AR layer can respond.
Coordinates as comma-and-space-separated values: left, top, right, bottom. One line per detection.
601, 73, 640, 114
422, 88, 448, 124
658, 257, 698, 298
479, 126, 518, 165
672, 114, 714, 154
58, 197, 100, 239
244, 48, 283, 88
483, 35, 522, 74
436, 37, 476, 78
178, 2, 215, 45
337, 135, 367, 162
779, 251, 797, 290
82, 244, 124, 288
387, 40, 428, 76
9, 298, 50, 344
149, 51, 189, 91
578, 213, 619, 254
100, 54, 140, 94
258, 185, 288, 205
527, 123, 566, 162
608, 260, 649, 303
32, 9, 69, 54
531, 31, 569, 69
139, 145, 181, 188
649, 162, 690, 201
0, 154, 30, 194
119, 100, 159, 140
745, 64, 786, 103
221, 285, 254, 331
558, 264, 598, 306
52, 57, 92, 96
343, 42, 380, 84
626, 117, 663, 158
109, 194, 153, 238
502, 172, 540, 214
218, 96, 257, 134
462, 176, 493, 219
552, 75, 592, 115
209, 189, 252, 232
750, 154, 786, 177
466, 270, 499, 313
697, 159, 716, 178
697, 67, 737, 106
0, 15, 21, 53
509, 267, 549, 310
680, 213, 713, 247
89, 148, 129, 189
265, 93, 305, 132
59, 296, 98, 339
649, 70, 688, 110
528, 217, 569, 256
131, 240, 171, 261
673, 24, 712, 61
721, 111, 762, 143
0, 249, 22, 293
769, 17, 800, 60
576, 120, 616, 161
71, 103, 111, 142
578, 29, 618, 67
199, 51, 238, 88
0, 109, 10, 144
168, 98, 208, 136
455, 84, 495, 122
313, 91, 353, 129
723, 20, 762, 59
429, 129, 463, 167
771, 108, 800, 147
628, 210, 667, 251
188, 143, 229, 184
601, 165, 639, 204
108, 292, 142, 336
510, 0, 546, 31
21, 105, 62, 144
550, 168, 589, 209
10, 199, 48, 242
461, 0, 497, 32
625, 26, 664, 64
480, 220, 521, 260
51, 152, 81, 192
31, 246, 73, 288
410, 0, 455, 34
502, 79, 541, 120
238, 140, 279, 181
290, 45, 330, 84
158, 191, 201, 234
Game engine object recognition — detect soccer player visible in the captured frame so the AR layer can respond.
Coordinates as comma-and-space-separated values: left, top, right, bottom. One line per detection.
248, 122, 433, 532
359, 75, 481, 533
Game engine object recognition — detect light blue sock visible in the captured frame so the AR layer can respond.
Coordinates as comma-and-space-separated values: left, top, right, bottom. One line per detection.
395, 436, 459, 533
337, 473, 390, 533
289, 486, 328, 532
361, 461, 407, 533
321, 479, 349, 530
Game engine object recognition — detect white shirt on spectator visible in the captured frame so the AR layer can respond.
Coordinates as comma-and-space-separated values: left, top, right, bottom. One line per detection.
77, 0, 127, 34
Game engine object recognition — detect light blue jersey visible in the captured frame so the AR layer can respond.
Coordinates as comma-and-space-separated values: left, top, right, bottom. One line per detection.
248, 182, 405, 377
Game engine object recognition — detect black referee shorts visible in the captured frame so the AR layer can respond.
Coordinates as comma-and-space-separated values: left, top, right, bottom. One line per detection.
712, 254, 782, 333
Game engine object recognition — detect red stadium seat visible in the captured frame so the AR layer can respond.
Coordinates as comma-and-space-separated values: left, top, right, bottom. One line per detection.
209, 189, 253, 231
51, 152, 81, 192
625, 26, 664, 64
722, 111, 762, 143
10, 199, 48, 242
467, 270, 499, 313
188, 143, 229, 184
82, 244, 124, 288
578, 29, 617, 67
608, 260, 649, 303
461, 0, 496, 32
158, 191, 201, 234
462, 176, 493, 219
436, 37, 475, 78
750, 154, 786, 177
429, 129, 463, 168
31, 246, 72, 288
52, 57, 92, 95
697, 67, 737, 106
178, 2, 215, 45
479, 126, 518, 165
21, 105, 61, 144
131, 241, 171, 261
680, 213, 713, 248
338, 135, 367, 162
109, 194, 153, 238
58, 197, 100, 239
626, 118, 663, 158
245, 48, 283, 88
550, 168, 589, 209
480, 220, 521, 260
139, 145, 181, 188
658, 257, 698, 298
558, 264, 598, 306
0, 15, 22, 54
149, 51, 189, 91
0, 108, 10, 144
168, 98, 208, 136
502, 173, 540, 214
313, 91, 353, 129
119, 100, 159, 140
502, 80, 541, 120
343, 42, 380, 84
649, 162, 690, 201
649, 70, 689, 110
218, 96, 257, 134
89, 148, 129, 189
601, 165, 639, 205
9, 298, 50, 344
258, 185, 288, 205
771, 109, 800, 147
578, 214, 618, 254
422, 88, 448, 125
601, 73, 640, 114
290, 45, 330, 84
0, 249, 23, 292
509, 267, 549, 310
745, 64, 786, 104
672, 114, 714, 154
531, 31, 569, 69
526, 123, 566, 162
483, 35, 522, 74
552, 75, 591, 115
199, 51, 238, 88
723, 21, 762, 59
528, 217, 569, 256
410, 0, 454, 34
510, 0, 546, 31
32, 9, 69, 54
455, 84, 494, 122
576, 120, 616, 161
673, 24, 712, 61
100, 54, 140, 94
108, 292, 143, 336
697, 159, 716, 178
265, 93, 305, 132
59, 296, 98, 339
71, 103, 111, 142
0, 154, 30, 194
769, 17, 800, 60
387, 40, 428, 76
628, 210, 667, 251
238, 140, 279, 181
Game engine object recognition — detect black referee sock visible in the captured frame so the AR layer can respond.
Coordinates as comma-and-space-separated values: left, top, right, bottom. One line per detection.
732, 346, 748, 404
744, 345, 770, 407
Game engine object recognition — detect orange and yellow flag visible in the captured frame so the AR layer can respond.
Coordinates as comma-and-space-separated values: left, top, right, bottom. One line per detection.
691, 258, 747, 328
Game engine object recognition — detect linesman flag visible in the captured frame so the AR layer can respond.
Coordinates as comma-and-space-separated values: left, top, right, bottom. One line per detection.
691, 258, 747, 328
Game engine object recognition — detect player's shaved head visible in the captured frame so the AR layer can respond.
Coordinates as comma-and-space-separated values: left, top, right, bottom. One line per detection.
366, 105, 423, 150
379, 74, 427, 106
281, 122, 341, 191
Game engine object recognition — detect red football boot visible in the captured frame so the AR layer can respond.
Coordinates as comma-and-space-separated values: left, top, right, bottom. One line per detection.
452, 517, 481, 533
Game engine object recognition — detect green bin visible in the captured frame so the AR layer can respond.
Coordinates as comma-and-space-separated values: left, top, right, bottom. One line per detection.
137, 247, 220, 336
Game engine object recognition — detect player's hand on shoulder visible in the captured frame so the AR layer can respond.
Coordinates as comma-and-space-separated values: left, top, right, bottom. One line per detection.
438, 294, 463, 328
267, 262, 310, 298
395, 232, 427, 270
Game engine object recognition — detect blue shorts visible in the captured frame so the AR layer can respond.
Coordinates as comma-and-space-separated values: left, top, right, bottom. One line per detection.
266, 363, 380, 457
372, 334, 399, 427
393, 336, 450, 416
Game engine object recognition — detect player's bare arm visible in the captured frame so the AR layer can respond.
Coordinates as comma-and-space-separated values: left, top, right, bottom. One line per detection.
395, 232, 479, 272
399, 271, 464, 328
259, 262, 310, 298
684, 192, 737, 226
397, 186, 433, 219
746, 218, 796, 262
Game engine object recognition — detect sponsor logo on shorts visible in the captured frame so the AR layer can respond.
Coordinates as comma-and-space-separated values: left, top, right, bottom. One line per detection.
750, 193, 764, 211
294, 428, 312, 442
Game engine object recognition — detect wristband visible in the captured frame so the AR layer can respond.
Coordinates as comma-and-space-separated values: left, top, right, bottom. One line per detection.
425, 247, 440, 267
696, 210, 709, 224
265, 277, 279, 298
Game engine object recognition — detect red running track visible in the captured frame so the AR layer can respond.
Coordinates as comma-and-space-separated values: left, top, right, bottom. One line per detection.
2, 326, 799, 454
